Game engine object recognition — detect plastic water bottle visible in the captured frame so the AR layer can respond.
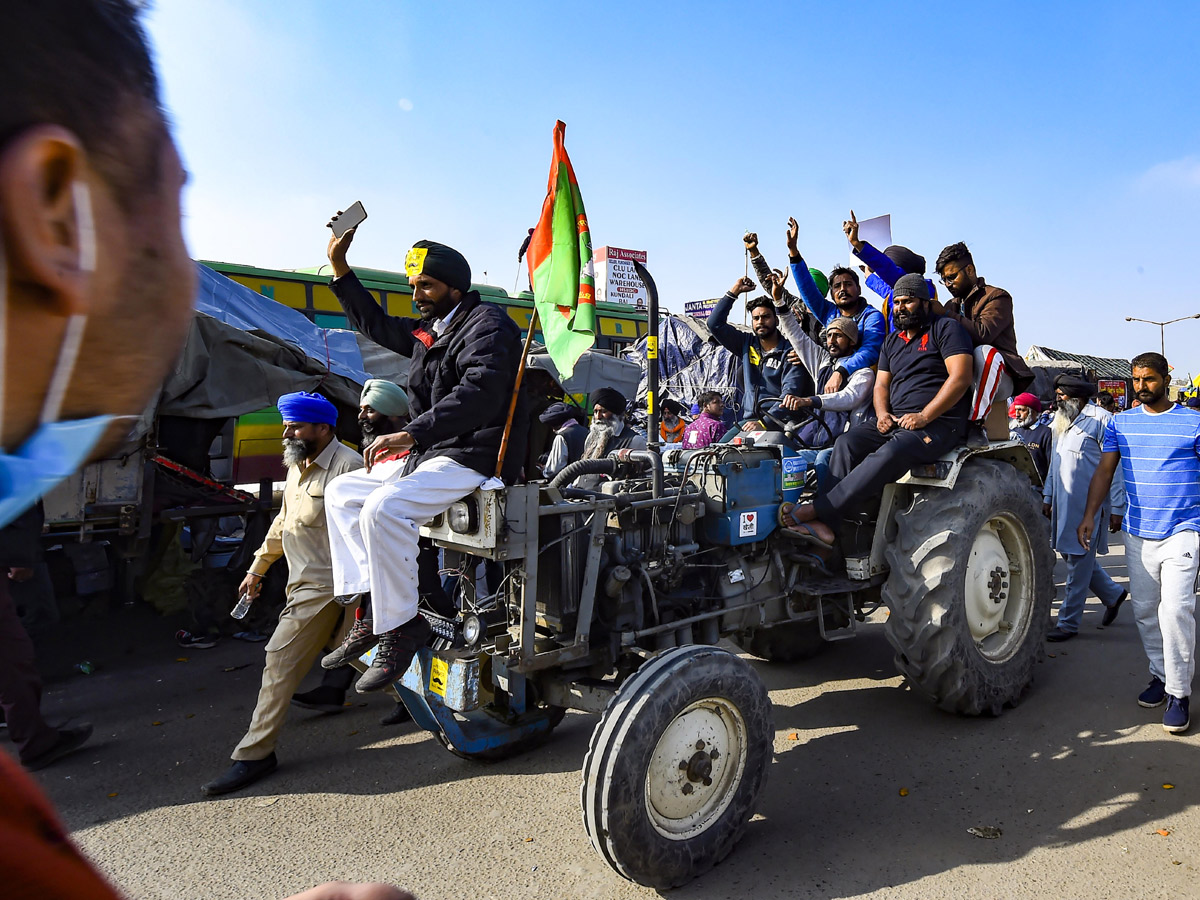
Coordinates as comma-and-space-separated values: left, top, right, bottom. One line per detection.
231, 591, 253, 620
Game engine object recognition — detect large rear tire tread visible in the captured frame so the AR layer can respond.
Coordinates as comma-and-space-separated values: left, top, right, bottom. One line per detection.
581, 645, 773, 889
882, 459, 1053, 716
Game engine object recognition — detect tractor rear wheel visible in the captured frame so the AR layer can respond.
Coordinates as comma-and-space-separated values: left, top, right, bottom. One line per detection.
882, 459, 1052, 715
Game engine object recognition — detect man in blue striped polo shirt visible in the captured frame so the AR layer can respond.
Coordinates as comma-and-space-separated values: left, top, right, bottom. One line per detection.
1079, 352, 1200, 734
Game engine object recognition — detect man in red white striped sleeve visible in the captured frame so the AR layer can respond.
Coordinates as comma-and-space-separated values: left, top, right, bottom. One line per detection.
931, 242, 1034, 447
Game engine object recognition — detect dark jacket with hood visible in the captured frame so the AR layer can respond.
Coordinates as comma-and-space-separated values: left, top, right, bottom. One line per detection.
331, 271, 528, 481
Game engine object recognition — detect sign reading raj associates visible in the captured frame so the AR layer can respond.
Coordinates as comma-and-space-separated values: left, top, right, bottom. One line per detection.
594, 246, 648, 307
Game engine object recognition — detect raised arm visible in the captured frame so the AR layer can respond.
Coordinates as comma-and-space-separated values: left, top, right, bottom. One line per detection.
775, 303, 827, 380
327, 228, 417, 355
706, 277, 755, 354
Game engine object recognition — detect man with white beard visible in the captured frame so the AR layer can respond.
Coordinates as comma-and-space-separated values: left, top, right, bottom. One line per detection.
1009, 391, 1052, 479
582, 387, 647, 459
1042, 375, 1127, 642
203, 391, 364, 796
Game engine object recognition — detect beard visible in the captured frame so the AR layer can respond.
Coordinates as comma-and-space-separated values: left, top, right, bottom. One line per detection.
583, 418, 622, 459
1051, 397, 1085, 438
894, 302, 931, 330
1013, 410, 1036, 429
1136, 385, 1166, 405
282, 437, 315, 467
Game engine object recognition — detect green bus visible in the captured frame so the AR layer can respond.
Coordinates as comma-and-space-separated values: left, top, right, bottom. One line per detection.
200, 260, 648, 483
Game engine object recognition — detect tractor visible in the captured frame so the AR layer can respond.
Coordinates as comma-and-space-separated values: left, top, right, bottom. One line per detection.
376, 265, 1052, 888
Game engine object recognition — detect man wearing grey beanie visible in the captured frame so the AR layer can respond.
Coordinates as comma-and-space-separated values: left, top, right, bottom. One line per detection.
783, 274, 974, 546
775, 299, 876, 491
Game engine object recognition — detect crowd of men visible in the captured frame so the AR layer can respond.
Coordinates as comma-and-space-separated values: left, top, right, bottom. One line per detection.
687, 219, 1200, 736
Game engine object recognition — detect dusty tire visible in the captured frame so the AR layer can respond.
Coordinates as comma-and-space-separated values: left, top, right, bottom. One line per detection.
581, 645, 773, 889
882, 459, 1052, 716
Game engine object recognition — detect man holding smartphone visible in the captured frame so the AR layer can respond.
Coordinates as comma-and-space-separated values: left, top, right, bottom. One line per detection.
320, 226, 528, 692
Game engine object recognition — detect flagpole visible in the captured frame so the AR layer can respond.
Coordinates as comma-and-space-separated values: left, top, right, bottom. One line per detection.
495, 308, 540, 478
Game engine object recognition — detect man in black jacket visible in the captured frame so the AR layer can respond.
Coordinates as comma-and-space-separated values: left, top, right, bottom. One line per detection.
320, 230, 527, 692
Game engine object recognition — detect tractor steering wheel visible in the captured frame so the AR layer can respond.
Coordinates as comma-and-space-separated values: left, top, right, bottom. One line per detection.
752, 396, 793, 433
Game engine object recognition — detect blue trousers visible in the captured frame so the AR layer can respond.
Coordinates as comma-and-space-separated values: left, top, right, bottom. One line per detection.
1055, 544, 1124, 633
795, 447, 834, 494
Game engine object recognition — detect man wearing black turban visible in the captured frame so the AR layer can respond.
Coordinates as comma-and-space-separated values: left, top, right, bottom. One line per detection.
319, 227, 528, 692
582, 386, 647, 460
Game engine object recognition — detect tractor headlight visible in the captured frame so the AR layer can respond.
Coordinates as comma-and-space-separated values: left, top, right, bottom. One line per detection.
462, 613, 484, 649
448, 499, 478, 534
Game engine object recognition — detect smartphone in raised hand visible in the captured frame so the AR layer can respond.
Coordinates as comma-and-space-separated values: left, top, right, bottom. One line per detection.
328, 201, 367, 239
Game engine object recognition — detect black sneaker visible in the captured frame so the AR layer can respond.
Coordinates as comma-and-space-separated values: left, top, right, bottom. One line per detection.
200, 753, 278, 797
176, 629, 217, 649
380, 702, 413, 726
1046, 626, 1077, 642
356, 616, 432, 693
23, 724, 93, 771
321, 614, 378, 669
290, 685, 347, 713
966, 423, 989, 449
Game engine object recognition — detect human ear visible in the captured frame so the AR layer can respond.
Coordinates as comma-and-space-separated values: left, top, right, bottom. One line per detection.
0, 125, 93, 316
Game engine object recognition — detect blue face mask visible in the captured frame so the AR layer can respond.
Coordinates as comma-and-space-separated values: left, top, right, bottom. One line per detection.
0, 416, 117, 528
0, 181, 119, 528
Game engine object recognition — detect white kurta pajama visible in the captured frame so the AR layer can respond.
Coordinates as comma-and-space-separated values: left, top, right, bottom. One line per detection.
325, 455, 503, 634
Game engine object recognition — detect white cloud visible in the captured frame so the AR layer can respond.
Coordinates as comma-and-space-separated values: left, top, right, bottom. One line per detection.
398, 98, 414, 112
1136, 155, 1200, 191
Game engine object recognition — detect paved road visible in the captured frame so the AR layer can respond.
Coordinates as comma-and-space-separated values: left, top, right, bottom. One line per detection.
15, 541, 1200, 900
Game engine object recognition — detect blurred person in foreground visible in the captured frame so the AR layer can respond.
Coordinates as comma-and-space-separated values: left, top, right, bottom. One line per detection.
0, 3, 412, 899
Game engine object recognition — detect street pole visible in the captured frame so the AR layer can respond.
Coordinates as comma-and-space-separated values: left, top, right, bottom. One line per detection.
1124, 313, 1200, 361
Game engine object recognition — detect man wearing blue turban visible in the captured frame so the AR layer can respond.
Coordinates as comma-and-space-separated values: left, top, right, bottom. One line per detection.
202, 391, 363, 797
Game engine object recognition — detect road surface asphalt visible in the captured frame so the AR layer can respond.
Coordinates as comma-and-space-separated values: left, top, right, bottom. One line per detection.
12, 540, 1199, 900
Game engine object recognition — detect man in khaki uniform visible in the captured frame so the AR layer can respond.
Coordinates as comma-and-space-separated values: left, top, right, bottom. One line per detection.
201, 391, 363, 796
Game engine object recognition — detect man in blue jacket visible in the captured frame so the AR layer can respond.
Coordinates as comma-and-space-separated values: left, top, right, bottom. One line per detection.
707, 275, 811, 420
785, 217, 887, 395
320, 230, 527, 692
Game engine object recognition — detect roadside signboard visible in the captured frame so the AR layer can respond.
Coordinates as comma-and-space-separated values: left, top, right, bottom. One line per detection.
1098, 378, 1127, 409
594, 246, 648, 307
685, 298, 719, 319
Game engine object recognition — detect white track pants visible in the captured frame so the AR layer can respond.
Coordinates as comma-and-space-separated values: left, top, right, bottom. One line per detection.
970, 344, 1012, 422
1126, 530, 1199, 699
326, 456, 490, 634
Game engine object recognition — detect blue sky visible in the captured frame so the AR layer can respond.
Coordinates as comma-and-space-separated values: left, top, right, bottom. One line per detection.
146, 1, 1200, 380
